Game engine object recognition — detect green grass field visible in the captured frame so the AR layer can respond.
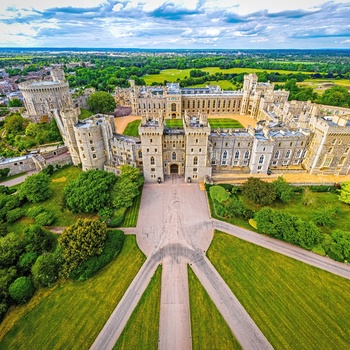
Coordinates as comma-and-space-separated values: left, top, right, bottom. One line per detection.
208, 119, 244, 129
189, 80, 236, 90
188, 267, 241, 350
78, 108, 94, 120
0, 235, 146, 349
142, 67, 314, 85
121, 186, 143, 227
164, 119, 183, 128
208, 231, 350, 350
114, 266, 161, 349
123, 120, 140, 137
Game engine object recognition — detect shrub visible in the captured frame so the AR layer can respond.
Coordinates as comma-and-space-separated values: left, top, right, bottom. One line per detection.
224, 197, 245, 218
310, 185, 337, 193
8, 276, 35, 304
209, 185, 230, 204
24, 225, 55, 255
27, 206, 45, 219
242, 178, 276, 205
70, 230, 124, 281
312, 245, 326, 256
107, 208, 126, 227
17, 252, 38, 274
6, 208, 24, 223
35, 211, 55, 226
32, 253, 61, 287
218, 184, 233, 192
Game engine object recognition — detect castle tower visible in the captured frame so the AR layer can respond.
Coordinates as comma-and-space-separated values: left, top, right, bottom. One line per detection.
184, 111, 212, 182
139, 114, 165, 182
240, 74, 258, 115
50, 68, 65, 83
165, 83, 181, 119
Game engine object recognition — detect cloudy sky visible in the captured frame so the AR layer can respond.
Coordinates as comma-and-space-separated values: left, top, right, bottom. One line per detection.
0, 0, 350, 49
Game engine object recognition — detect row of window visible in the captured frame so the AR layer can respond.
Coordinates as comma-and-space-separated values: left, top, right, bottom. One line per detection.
150, 155, 199, 165
182, 99, 241, 109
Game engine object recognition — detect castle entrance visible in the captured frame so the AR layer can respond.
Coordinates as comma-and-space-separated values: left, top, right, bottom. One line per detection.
172, 113, 176, 119
170, 164, 179, 174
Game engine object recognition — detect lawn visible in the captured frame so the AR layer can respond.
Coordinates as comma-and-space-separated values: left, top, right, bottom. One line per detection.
164, 119, 183, 128
0, 235, 146, 350
114, 266, 161, 349
208, 231, 350, 350
7, 165, 97, 234
142, 67, 314, 85
78, 108, 94, 120
123, 120, 140, 137
188, 266, 241, 350
121, 186, 143, 227
208, 118, 244, 129
189, 80, 236, 90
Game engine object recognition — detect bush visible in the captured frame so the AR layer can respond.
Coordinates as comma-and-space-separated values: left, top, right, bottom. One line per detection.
218, 184, 233, 192
35, 211, 55, 226
32, 253, 61, 287
107, 208, 126, 227
17, 252, 38, 274
224, 197, 245, 218
8, 276, 35, 304
24, 225, 55, 255
70, 230, 125, 281
209, 185, 230, 204
312, 245, 326, 256
310, 185, 337, 193
242, 178, 276, 205
6, 208, 24, 223
27, 206, 45, 219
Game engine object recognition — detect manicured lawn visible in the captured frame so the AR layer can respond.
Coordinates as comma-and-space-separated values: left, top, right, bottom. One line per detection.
207, 231, 350, 350
121, 186, 143, 227
208, 118, 244, 129
123, 120, 140, 137
114, 266, 161, 349
188, 267, 241, 350
164, 119, 183, 128
189, 80, 236, 90
7, 166, 97, 233
78, 108, 94, 120
0, 235, 146, 350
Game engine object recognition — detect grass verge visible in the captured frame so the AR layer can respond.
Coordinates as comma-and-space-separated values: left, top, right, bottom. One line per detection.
114, 265, 161, 349
121, 186, 143, 227
207, 231, 350, 350
188, 266, 241, 350
123, 120, 140, 137
164, 119, 183, 128
208, 118, 244, 129
0, 235, 146, 350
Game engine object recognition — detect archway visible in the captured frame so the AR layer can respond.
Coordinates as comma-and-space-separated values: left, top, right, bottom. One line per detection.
172, 113, 176, 119
170, 164, 179, 174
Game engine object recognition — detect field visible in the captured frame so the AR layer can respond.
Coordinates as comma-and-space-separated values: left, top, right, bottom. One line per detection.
123, 120, 140, 137
208, 118, 244, 129
121, 186, 143, 227
78, 108, 94, 120
142, 66, 314, 85
164, 119, 183, 128
188, 267, 241, 350
0, 235, 146, 349
189, 79, 235, 90
114, 266, 161, 349
207, 231, 350, 350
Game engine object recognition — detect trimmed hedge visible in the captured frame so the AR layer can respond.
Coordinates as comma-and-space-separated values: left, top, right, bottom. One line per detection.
70, 230, 125, 281
8, 276, 35, 304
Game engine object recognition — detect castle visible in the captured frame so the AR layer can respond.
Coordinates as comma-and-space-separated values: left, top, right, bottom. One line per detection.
16, 70, 350, 182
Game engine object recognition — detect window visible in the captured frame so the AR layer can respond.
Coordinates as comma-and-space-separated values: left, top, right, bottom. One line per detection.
237, 142, 241, 147
340, 157, 346, 165
150, 139, 153, 143
90, 140, 93, 144
332, 139, 337, 145
223, 150, 228, 159
150, 156, 155, 165
172, 152, 176, 160
193, 168, 198, 172
199, 148, 202, 153
274, 151, 279, 159
322, 157, 332, 168
164, 143, 166, 148
328, 147, 333, 153
151, 168, 155, 172
290, 142, 293, 146
147, 148, 149, 153
91, 147, 95, 151
234, 150, 240, 159
155, 148, 157, 153
171, 103, 176, 112
193, 157, 198, 165
196, 139, 198, 143
244, 151, 249, 159
93, 154, 97, 159
259, 155, 264, 164
263, 147, 266, 151
278, 142, 281, 147
296, 149, 302, 158
286, 150, 291, 158
258, 166, 262, 170
191, 148, 194, 152
233, 160, 238, 165
346, 148, 350, 154
225, 142, 228, 147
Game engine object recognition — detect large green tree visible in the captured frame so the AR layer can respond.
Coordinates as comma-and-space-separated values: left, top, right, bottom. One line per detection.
318, 85, 350, 107
58, 219, 107, 277
19, 173, 52, 203
8, 98, 23, 107
87, 91, 116, 114
32, 252, 61, 287
242, 178, 276, 205
64, 170, 117, 213
112, 177, 139, 210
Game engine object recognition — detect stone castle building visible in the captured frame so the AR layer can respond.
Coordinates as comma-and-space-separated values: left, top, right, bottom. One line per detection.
15, 72, 350, 182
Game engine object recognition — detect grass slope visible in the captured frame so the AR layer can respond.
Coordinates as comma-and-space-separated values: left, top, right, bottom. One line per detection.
123, 120, 140, 137
0, 235, 146, 350
208, 231, 350, 350
208, 118, 244, 129
114, 265, 162, 349
121, 186, 143, 227
164, 119, 183, 128
188, 266, 241, 350
78, 108, 94, 120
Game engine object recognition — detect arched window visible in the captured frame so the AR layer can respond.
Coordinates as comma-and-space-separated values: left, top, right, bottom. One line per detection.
286, 150, 291, 158
171, 103, 176, 112
244, 151, 249, 159
193, 157, 198, 165
234, 150, 240, 159
138, 151, 142, 159
150, 156, 155, 165
172, 152, 176, 160
259, 155, 264, 164
296, 149, 302, 158
274, 151, 279, 159
223, 150, 228, 159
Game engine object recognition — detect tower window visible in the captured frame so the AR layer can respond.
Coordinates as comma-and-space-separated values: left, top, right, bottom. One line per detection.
150, 156, 155, 165
193, 157, 198, 165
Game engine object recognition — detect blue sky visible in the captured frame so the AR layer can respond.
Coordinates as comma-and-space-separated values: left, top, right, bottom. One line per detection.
0, 0, 350, 48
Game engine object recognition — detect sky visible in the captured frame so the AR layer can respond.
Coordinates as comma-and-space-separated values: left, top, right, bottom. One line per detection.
0, 0, 350, 49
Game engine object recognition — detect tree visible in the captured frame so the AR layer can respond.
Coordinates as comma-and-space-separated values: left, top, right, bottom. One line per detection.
58, 219, 107, 277
119, 164, 144, 186
113, 177, 139, 210
32, 253, 60, 287
19, 173, 52, 203
87, 91, 116, 114
242, 178, 276, 205
339, 181, 350, 204
4, 114, 26, 134
24, 225, 55, 255
17, 252, 38, 274
8, 98, 23, 107
302, 187, 314, 206
318, 86, 350, 107
272, 176, 293, 203
8, 276, 34, 304
0, 168, 10, 181
64, 170, 117, 213
225, 197, 245, 218
0, 233, 26, 267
